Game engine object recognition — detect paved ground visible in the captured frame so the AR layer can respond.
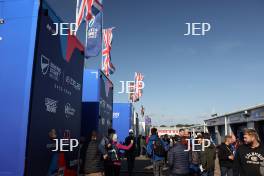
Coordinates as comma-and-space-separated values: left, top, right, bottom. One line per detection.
120, 156, 153, 176
120, 156, 169, 176
118, 155, 221, 176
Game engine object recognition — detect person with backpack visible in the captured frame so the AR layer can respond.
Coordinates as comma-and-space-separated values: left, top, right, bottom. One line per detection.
147, 128, 168, 176
108, 133, 134, 176
168, 135, 191, 176
125, 129, 137, 176
98, 128, 116, 176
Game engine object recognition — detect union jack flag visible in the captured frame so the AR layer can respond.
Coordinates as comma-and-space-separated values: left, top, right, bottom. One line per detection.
102, 28, 115, 76
128, 82, 137, 102
135, 72, 144, 98
92, 0, 103, 16
75, 0, 93, 35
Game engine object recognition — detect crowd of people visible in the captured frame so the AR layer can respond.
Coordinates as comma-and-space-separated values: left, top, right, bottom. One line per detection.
80, 127, 264, 176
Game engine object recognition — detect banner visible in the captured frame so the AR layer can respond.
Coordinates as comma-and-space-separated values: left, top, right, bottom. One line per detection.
99, 71, 114, 135
85, 12, 102, 58
26, 2, 84, 175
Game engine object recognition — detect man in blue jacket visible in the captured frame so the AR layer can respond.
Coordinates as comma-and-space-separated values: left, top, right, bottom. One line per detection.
147, 128, 168, 176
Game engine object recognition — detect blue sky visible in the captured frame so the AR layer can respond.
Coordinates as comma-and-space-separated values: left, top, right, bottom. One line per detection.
49, 0, 264, 125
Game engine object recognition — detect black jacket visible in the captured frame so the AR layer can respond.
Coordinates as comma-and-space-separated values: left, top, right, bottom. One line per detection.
125, 136, 136, 157
218, 143, 234, 168
168, 142, 191, 175
233, 144, 264, 176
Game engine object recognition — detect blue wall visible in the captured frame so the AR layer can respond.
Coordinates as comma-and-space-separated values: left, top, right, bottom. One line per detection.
82, 69, 100, 102
0, 0, 39, 175
113, 103, 132, 143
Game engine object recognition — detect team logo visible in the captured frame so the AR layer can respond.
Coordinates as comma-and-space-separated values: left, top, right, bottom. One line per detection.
41, 55, 50, 75
63, 130, 71, 139
45, 98, 58, 113
65, 103, 76, 118
65, 76, 81, 91
113, 112, 120, 119
251, 156, 258, 162
88, 27, 98, 39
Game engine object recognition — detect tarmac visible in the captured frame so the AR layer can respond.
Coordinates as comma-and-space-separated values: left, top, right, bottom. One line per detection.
120, 154, 221, 176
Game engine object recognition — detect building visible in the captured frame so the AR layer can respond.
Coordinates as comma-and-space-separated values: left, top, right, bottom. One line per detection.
204, 104, 264, 145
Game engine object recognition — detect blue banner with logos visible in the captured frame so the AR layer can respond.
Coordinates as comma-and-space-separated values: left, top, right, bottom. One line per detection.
25, 1, 84, 176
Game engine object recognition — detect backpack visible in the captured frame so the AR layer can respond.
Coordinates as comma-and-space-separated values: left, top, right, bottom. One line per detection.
107, 145, 120, 161
153, 139, 165, 157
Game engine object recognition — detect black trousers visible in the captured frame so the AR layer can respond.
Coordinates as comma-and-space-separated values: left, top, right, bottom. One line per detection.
104, 160, 113, 176
104, 161, 121, 176
127, 156, 135, 176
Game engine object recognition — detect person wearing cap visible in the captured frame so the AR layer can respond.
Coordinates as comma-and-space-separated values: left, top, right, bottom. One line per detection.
125, 129, 137, 176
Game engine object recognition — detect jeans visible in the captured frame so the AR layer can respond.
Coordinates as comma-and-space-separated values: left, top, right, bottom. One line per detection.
220, 167, 233, 176
153, 160, 165, 176
189, 164, 201, 174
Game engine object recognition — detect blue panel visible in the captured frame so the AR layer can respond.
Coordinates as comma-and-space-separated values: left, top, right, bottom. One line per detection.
82, 69, 100, 102
0, 0, 39, 175
113, 103, 132, 143
25, 1, 85, 175
99, 70, 114, 136
81, 102, 100, 138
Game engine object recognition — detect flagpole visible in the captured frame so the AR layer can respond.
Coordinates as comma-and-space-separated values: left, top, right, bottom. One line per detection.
75, 0, 79, 35
101, 4, 104, 71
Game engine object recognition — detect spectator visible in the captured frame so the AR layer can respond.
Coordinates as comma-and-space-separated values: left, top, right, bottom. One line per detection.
99, 128, 116, 176
179, 129, 185, 137
163, 134, 170, 165
218, 135, 234, 176
125, 129, 137, 176
233, 128, 264, 176
83, 131, 104, 176
184, 129, 190, 138
201, 133, 216, 176
190, 135, 203, 176
140, 136, 147, 156
168, 135, 191, 176
108, 133, 134, 176
147, 128, 168, 176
